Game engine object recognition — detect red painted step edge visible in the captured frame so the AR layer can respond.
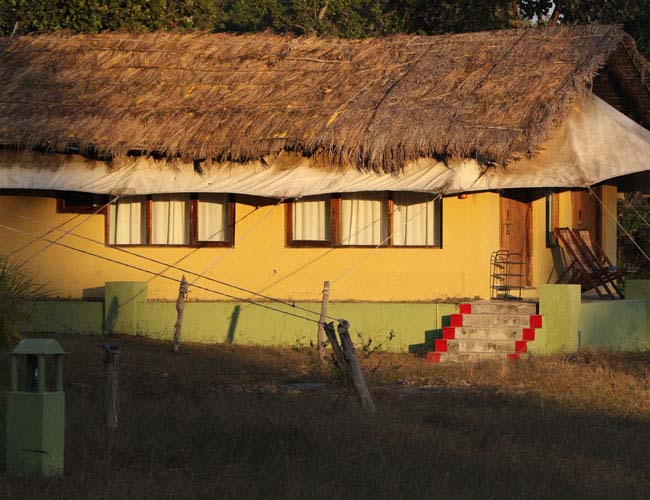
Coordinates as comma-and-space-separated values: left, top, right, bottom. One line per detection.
515, 340, 527, 353
427, 352, 441, 363
459, 303, 472, 314
522, 328, 536, 341
507, 353, 520, 361
442, 327, 456, 339
450, 314, 463, 327
435, 339, 448, 352
530, 315, 543, 328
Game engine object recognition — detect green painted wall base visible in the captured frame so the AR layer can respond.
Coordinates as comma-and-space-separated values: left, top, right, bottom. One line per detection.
6, 392, 65, 476
105, 281, 148, 335
29, 300, 103, 335
22, 281, 650, 355
579, 300, 647, 350
530, 284, 581, 355
137, 300, 457, 352
626, 280, 650, 348
25, 281, 457, 352
532, 282, 650, 354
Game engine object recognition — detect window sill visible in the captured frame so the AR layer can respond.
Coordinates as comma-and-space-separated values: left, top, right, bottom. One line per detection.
287, 243, 442, 249
106, 243, 234, 248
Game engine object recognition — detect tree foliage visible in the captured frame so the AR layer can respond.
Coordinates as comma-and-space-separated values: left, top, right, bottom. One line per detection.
618, 195, 650, 279
1, 1, 649, 58
527, 0, 650, 58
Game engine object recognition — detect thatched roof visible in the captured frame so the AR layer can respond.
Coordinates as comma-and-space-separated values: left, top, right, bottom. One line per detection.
0, 25, 648, 173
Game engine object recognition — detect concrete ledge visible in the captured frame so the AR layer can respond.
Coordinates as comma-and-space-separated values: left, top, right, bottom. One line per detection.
28, 300, 103, 335
26, 284, 459, 352
24, 281, 650, 354
530, 284, 581, 355
580, 300, 646, 350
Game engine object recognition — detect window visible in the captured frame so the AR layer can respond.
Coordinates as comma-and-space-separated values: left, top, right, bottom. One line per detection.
341, 192, 388, 245
57, 191, 109, 213
109, 196, 146, 245
392, 192, 442, 247
286, 192, 442, 248
291, 195, 331, 244
151, 194, 190, 245
107, 194, 234, 247
198, 194, 231, 242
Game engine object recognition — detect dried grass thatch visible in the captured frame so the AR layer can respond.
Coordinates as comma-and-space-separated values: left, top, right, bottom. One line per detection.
0, 25, 648, 172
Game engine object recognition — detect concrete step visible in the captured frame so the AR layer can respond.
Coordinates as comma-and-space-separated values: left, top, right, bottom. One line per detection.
436, 338, 527, 354
443, 326, 536, 342
460, 301, 537, 315
451, 313, 542, 329
427, 351, 528, 363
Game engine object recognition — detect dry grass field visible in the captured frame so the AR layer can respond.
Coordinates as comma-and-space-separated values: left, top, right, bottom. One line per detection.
2, 334, 650, 499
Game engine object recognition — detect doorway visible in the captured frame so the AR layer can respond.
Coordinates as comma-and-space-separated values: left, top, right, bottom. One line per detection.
500, 192, 532, 286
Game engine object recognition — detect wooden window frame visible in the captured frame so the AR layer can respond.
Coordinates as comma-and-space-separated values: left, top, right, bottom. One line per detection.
105, 193, 235, 248
56, 191, 109, 214
285, 192, 443, 249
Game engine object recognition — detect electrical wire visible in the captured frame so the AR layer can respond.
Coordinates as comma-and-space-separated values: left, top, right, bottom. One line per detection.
18, 195, 120, 266
242, 201, 404, 300
188, 198, 285, 287
7, 212, 84, 258
331, 194, 443, 285
628, 198, 650, 230
0, 205, 330, 320
588, 186, 650, 264
0, 221, 320, 324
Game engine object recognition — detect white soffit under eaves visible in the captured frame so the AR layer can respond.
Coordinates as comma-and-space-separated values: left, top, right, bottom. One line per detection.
0, 94, 649, 197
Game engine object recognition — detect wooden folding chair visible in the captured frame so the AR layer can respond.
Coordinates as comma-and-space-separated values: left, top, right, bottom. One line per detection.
554, 228, 622, 299
574, 229, 635, 276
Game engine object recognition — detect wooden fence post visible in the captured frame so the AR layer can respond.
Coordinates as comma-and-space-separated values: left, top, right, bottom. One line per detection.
324, 320, 376, 412
337, 320, 376, 413
323, 321, 347, 379
316, 280, 330, 364
103, 343, 120, 431
173, 275, 189, 353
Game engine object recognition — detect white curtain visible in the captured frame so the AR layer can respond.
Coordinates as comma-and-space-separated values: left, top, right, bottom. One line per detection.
151, 194, 190, 245
293, 195, 330, 241
392, 193, 441, 246
198, 194, 229, 242
341, 192, 387, 245
109, 196, 146, 245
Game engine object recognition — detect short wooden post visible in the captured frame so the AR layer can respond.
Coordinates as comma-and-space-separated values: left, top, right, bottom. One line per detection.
323, 321, 347, 379
103, 343, 119, 431
337, 320, 376, 413
172, 275, 189, 353
316, 281, 331, 364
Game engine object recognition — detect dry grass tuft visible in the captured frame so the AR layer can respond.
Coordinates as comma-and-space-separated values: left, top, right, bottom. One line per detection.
1, 334, 650, 499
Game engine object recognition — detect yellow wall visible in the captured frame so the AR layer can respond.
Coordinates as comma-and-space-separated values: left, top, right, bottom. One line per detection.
0, 187, 618, 301
0, 192, 501, 301
600, 185, 618, 264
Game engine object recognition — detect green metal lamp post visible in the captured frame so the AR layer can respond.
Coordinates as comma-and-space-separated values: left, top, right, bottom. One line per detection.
6, 338, 66, 476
